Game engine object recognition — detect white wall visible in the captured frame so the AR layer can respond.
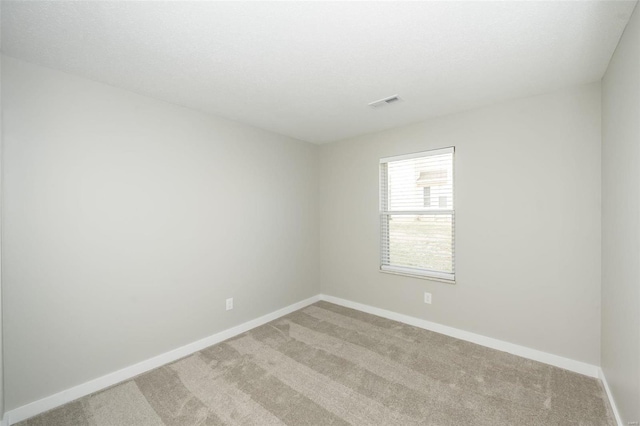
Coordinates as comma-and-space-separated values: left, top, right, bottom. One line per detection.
320, 83, 602, 365
601, 3, 640, 424
1, 56, 319, 411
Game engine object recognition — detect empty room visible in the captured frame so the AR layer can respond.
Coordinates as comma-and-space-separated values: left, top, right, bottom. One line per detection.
0, 0, 638, 425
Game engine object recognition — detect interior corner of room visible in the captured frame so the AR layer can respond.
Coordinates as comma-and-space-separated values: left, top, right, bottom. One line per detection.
0, 1, 639, 425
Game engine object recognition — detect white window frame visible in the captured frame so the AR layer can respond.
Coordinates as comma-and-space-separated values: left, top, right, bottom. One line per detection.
379, 147, 455, 283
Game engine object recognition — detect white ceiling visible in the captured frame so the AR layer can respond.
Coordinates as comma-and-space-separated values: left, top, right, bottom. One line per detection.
2, 1, 637, 144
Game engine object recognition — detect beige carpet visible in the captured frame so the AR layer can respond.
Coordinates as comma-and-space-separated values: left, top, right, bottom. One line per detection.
19, 301, 615, 425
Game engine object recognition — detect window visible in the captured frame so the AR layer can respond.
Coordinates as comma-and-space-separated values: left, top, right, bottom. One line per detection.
379, 147, 455, 281
423, 187, 431, 207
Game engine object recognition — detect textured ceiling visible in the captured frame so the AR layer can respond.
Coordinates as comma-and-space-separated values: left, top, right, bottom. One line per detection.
1, 1, 637, 143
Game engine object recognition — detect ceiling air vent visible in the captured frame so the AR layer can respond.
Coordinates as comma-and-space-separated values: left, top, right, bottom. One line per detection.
369, 95, 402, 108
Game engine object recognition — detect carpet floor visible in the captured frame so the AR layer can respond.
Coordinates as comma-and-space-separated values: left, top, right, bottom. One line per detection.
19, 301, 615, 425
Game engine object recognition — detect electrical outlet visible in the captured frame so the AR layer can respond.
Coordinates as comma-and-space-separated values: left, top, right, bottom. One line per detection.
424, 292, 432, 304
226, 298, 233, 311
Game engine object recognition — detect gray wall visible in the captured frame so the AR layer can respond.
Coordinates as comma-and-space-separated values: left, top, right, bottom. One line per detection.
601, 3, 640, 424
1, 56, 319, 411
319, 83, 602, 365
0, 20, 4, 420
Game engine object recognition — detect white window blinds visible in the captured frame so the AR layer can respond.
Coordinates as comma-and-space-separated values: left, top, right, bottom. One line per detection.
380, 147, 455, 281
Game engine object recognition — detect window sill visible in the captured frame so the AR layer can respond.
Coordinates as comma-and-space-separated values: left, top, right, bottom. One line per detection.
379, 267, 456, 284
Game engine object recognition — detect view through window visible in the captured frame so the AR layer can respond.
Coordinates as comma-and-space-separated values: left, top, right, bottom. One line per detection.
380, 147, 455, 281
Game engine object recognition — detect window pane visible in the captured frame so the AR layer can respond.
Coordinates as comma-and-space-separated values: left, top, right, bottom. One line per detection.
387, 214, 453, 273
423, 187, 431, 207
387, 154, 453, 211
380, 147, 455, 278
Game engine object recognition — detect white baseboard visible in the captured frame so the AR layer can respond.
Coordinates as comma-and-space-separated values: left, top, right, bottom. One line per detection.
598, 368, 623, 426
4, 293, 610, 425
3, 295, 321, 426
319, 294, 600, 378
